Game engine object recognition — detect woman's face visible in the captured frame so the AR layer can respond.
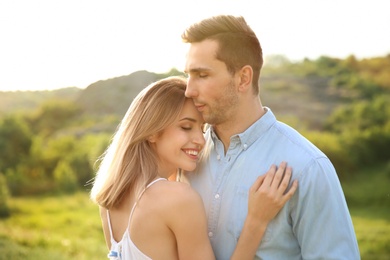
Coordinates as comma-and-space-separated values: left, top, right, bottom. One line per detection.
150, 99, 205, 177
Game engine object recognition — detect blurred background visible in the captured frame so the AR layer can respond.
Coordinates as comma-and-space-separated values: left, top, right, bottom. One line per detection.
0, 0, 389, 259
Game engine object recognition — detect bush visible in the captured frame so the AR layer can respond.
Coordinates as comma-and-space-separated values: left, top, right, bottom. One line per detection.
5, 165, 55, 196
53, 161, 78, 193
0, 174, 10, 218
302, 131, 356, 179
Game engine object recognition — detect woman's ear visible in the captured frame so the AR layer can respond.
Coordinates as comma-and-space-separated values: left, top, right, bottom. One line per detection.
238, 65, 253, 92
148, 134, 158, 143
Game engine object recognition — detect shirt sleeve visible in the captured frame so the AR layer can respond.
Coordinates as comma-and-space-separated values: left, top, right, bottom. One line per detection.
291, 157, 360, 259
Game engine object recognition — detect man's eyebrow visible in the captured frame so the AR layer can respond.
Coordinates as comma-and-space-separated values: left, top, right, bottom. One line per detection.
186, 67, 211, 73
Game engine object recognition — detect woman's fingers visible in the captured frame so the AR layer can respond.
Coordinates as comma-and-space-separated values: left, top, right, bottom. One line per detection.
284, 179, 298, 200
272, 164, 298, 203
248, 162, 299, 224
254, 162, 297, 198
250, 174, 266, 193
275, 166, 292, 194
259, 162, 297, 199
261, 164, 277, 188
270, 161, 287, 189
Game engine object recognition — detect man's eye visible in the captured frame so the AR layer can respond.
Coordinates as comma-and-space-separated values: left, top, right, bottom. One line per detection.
181, 127, 191, 131
199, 74, 207, 78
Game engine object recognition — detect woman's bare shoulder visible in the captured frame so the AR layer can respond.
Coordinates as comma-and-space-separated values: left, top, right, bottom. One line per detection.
148, 181, 203, 210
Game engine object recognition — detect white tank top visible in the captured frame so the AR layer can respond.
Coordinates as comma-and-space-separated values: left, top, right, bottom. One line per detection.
106, 178, 167, 260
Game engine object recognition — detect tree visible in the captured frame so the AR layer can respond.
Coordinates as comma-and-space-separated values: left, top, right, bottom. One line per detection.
325, 95, 390, 165
53, 160, 78, 193
0, 174, 10, 218
0, 115, 32, 172
28, 100, 81, 136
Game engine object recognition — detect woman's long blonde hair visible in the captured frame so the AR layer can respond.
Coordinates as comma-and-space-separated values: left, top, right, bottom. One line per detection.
90, 76, 187, 209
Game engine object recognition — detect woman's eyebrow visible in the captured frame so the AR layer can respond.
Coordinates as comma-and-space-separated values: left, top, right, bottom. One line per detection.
179, 117, 197, 122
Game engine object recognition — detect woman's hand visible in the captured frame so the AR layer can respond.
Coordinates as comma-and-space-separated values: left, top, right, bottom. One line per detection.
248, 161, 298, 224
231, 162, 298, 259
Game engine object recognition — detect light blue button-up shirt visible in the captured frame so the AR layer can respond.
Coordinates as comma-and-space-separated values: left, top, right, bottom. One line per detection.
187, 108, 360, 260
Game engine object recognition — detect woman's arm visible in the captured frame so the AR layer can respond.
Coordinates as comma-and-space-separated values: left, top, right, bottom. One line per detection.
167, 183, 216, 260
231, 162, 298, 259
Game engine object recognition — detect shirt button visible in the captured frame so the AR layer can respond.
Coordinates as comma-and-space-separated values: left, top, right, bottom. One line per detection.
208, 232, 213, 237
217, 155, 221, 160
214, 194, 220, 199
243, 144, 248, 150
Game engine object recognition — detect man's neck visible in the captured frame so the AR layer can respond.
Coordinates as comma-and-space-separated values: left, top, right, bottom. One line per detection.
213, 104, 266, 154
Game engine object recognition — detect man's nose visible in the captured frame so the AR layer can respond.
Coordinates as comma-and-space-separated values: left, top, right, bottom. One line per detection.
185, 79, 198, 98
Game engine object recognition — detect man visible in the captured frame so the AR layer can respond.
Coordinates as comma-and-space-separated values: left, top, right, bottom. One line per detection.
182, 15, 360, 259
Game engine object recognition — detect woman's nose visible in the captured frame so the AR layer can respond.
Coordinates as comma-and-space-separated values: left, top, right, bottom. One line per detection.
193, 130, 206, 147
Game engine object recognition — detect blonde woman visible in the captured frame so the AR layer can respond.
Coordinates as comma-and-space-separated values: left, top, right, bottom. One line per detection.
90, 76, 297, 260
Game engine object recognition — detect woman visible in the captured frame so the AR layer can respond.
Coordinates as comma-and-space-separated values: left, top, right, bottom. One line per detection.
90, 76, 297, 259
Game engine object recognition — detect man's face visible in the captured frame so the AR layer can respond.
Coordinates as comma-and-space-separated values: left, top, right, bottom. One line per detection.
184, 39, 239, 126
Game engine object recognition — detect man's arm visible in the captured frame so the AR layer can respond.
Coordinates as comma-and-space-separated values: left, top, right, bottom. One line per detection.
293, 158, 360, 259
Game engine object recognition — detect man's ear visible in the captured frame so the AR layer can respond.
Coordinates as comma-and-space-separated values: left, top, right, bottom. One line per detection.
237, 65, 253, 92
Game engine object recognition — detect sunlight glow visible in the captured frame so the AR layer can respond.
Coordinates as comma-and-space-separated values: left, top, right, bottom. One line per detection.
0, 0, 389, 91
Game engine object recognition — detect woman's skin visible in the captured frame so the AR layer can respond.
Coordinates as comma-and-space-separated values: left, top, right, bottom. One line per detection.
100, 99, 297, 260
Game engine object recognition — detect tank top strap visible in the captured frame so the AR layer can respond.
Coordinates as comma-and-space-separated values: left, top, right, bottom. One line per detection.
127, 178, 167, 227
146, 177, 167, 189
106, 209, 115, 243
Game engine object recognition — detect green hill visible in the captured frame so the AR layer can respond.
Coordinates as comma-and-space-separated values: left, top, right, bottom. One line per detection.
0, 87, 81, 115
75, 70, 164, 116
0, 69, 343, 130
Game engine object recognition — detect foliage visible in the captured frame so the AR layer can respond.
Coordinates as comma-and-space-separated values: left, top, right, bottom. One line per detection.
301, 131, 356, 179
282, 55, 388, 99
341, 163, 390, 259
5, 162, 55, 196
53, 161, 78, 193
352, 210, 390, 259
27, 99, 82, 137
342, 163, 390, 208
351, 54, 390, 91
0, 61, 389, 258
0, 174, 10, 218
0, 56, 389, 194
0, 87, 81, 115
326, 95, 390, 132
0, 192, 106, 259
1, 164, 390, 259
4, 126, 108, 196
325, 95, 390, 165
0, 115, 32, 171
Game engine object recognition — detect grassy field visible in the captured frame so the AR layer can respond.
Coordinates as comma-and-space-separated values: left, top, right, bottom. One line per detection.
341, 163, 390, 260
0, 192, 106, 259
0, 166, 389, 259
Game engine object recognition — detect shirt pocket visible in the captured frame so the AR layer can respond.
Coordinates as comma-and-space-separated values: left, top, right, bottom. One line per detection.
227, 186, 273, 243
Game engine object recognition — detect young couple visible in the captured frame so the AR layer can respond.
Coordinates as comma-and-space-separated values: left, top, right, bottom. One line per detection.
91, 15, 360, 260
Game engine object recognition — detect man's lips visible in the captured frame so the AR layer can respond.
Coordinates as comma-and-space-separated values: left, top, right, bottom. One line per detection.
194, 104, 205, 112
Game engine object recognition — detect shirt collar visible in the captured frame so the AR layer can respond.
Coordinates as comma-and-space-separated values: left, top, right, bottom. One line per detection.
210, 107, 276, 151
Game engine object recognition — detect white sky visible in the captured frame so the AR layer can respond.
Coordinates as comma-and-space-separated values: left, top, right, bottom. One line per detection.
1, 0, 389, 91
